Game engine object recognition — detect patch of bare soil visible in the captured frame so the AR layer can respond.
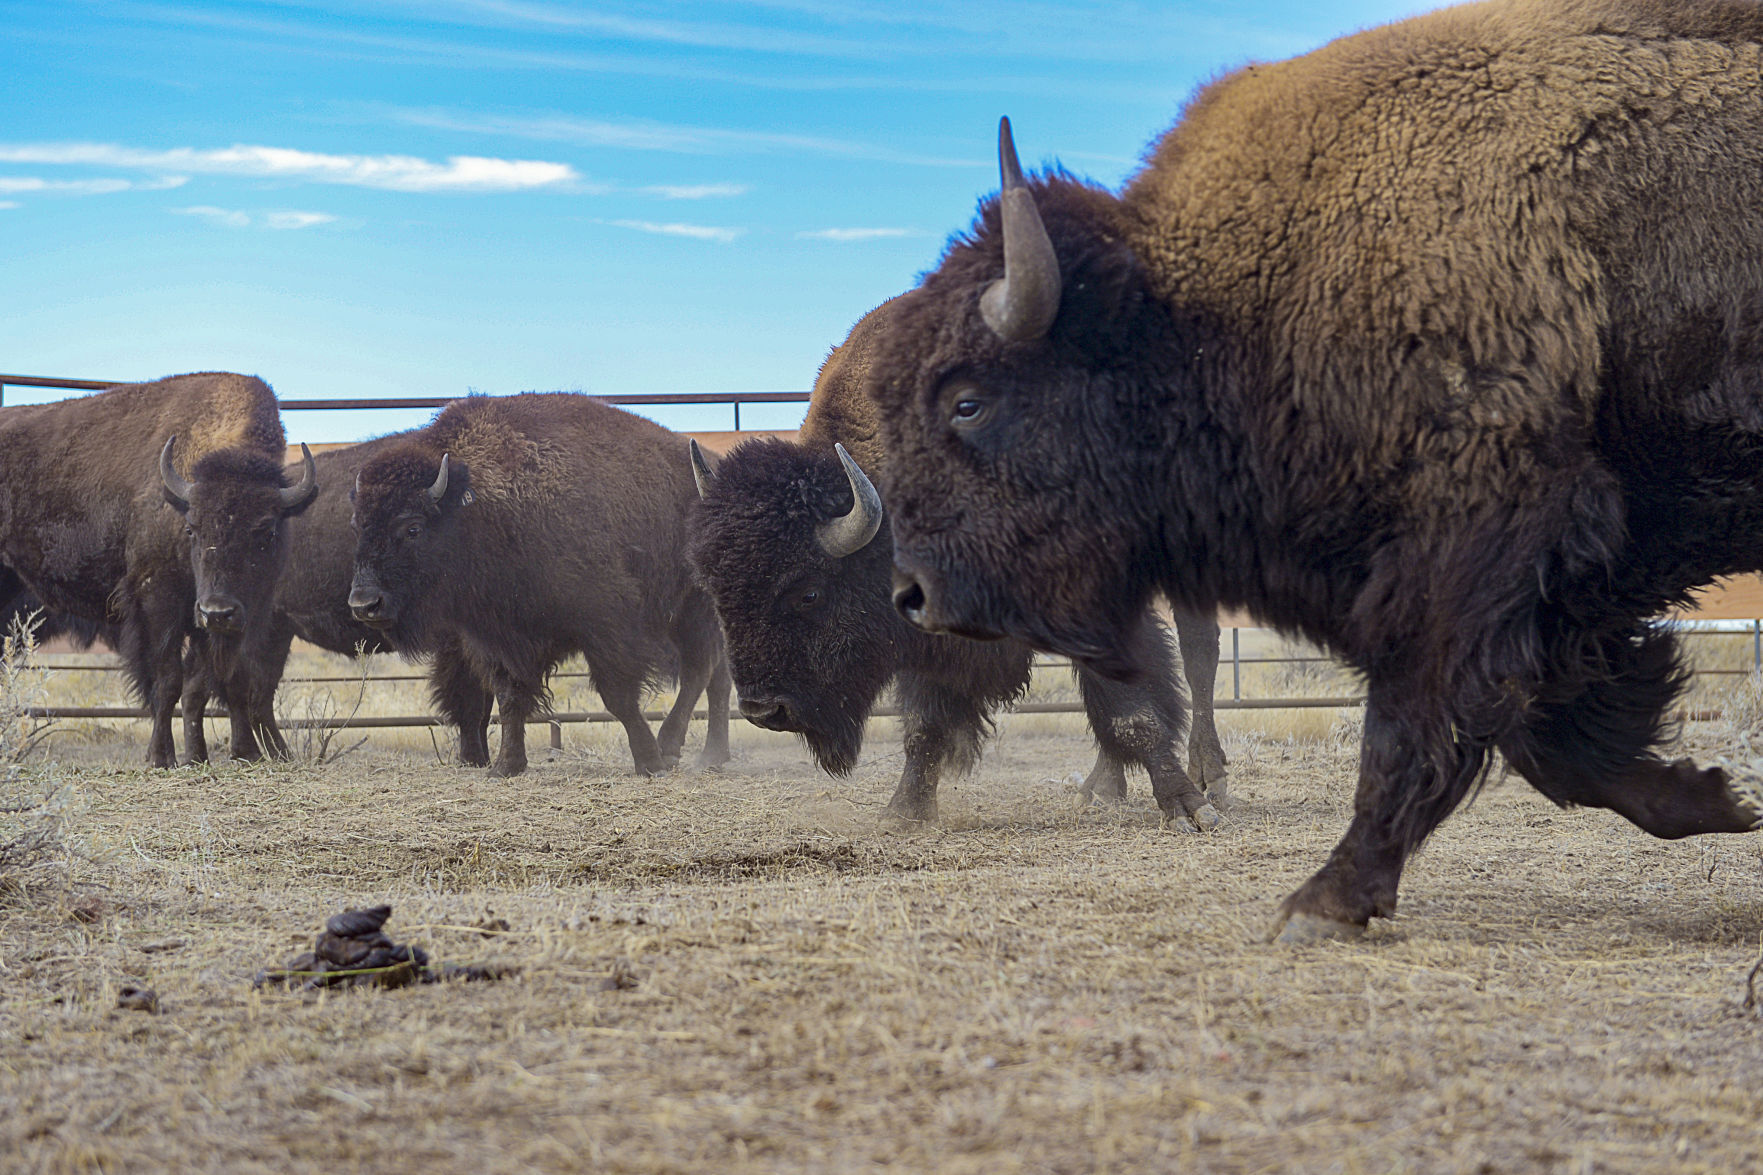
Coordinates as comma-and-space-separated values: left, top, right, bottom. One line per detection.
4, 718, 1763, 1174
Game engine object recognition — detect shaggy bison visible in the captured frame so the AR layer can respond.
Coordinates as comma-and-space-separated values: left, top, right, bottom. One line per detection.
348, 393, 729, 777
181, 436, 495, 765
872, 1, 1763, 941
0, 372, 314, 765
688, 301, 1226, 826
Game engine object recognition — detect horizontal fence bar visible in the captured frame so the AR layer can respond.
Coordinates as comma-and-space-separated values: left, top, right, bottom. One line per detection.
0, 375, 811, 413
28, 695, 1373, 729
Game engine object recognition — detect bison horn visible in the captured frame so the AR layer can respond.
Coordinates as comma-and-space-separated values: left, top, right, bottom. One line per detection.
979, 116, 1062, 343
280, 443, 317, 511
159, 436, 194, 509
815, 443, 883, 559
428, 453, 450, 504
689, 439, 715, 500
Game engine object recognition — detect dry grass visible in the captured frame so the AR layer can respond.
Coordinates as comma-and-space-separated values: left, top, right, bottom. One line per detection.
4, 639, 1763, 1172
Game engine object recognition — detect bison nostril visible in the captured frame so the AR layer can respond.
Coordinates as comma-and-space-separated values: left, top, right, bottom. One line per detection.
892, 579, 927, 623
737, 696, 792, 729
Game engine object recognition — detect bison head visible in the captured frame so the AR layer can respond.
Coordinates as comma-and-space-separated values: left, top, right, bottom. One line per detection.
161, 438, 318, 637
686, 438, 895, 775
871, 118, 1196, 680
347, 447, 474, 650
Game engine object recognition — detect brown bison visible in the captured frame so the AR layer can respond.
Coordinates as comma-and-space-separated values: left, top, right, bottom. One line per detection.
348, 393, 729, 777
0, 372, 314, 765
687, 301, 1226, 826
872, 0, 1763, 942
181, 436, 494, 765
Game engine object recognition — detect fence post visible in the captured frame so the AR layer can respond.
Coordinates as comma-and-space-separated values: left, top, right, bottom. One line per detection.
549, 721, 563, 751
1232, 628, 1241, 701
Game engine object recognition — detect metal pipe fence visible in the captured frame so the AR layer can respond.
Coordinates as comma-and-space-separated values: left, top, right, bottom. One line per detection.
6, 371, 1762, 737
24, 624, 1763, 736
0, 373, 812, 432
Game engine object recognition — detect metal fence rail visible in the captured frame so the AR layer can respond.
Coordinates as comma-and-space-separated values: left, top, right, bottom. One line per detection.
8, 371, 1762, 738
0, 374, 812, 431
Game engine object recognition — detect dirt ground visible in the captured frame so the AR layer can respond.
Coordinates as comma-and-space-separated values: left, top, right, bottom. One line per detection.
5, 646, 1763, 1173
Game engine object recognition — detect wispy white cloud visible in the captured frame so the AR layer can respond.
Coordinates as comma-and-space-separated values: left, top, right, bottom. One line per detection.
0, 142, 579, 192
173, 204, 251, 227
0, 174, 188, 195
0, 201, 18, 211
265, 210, 340, 229
796, 226, 919, 241
641, 182, 749, 199
172, 205, 338, 229
388, 107, 977, 166
606, 218, 742, 243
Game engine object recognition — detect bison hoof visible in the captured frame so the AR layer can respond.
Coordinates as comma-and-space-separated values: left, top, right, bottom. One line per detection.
693, 750, 731, 772
488, 758, 527, 778
1269, 911, 1366, 945
882, 801, 937, 825
1190, 802, 1222, 831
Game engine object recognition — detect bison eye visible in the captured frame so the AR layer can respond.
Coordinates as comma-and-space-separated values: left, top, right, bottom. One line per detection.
183, 523, 195, 538
951, 397, 991, 429
797, 588, 821, 609
405, 522, 424, 540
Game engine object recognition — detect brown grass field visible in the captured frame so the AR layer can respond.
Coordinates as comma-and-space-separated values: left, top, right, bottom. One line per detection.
5, 633, 1763, 1174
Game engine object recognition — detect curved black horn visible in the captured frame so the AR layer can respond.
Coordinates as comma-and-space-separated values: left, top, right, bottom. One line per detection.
689, 439, 715, 500
159, 436, 193, 508
280, 443, 317, 511
815, 443, 884, 559
428, 453, 450, 504
979, 116, 1062, 343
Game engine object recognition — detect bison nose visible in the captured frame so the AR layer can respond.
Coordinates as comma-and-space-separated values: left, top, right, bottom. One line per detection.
348, 586, 387, 624
738, 695, 795, 731
891, 566, 934, 630
196, 598, 241, 633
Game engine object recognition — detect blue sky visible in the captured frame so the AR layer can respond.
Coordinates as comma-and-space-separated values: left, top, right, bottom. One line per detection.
3, 0, 1436, 442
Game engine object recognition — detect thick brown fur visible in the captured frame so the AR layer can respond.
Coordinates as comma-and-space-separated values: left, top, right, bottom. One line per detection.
0, 372, 307, 766
687, 301, 1227, 823
872, 0, 1763, 935
348, 393, 729, 778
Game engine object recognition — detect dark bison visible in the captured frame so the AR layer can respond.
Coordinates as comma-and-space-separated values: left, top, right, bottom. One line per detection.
0, 372, 314, 765
348, 393, 730, 777
687, 301, 1227, 826
873, 1, 1763, 942
180, 435, 496, 765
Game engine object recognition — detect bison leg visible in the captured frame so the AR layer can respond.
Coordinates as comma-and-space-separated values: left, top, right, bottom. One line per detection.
1078, 616, 1218, 830
179, 650, 211, 765
1078, 748, 1128, 802
232, 623, 293, 762
695, 654, 732, 771
1173, 607, 1229, 806
595, 673, 666, 777
1500, 623, 1762, 838
886, 674, 991, 822
1270, 682, 1481, 943
431, 643, 493, 768
145, 628, 186, 769
486, 666, 532, 776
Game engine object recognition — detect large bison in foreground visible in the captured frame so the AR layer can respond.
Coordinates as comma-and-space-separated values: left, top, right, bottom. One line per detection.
874, 0, 1763, 942
182, 435, 495, 765
0, 372, 315, 765
348, 393, 729, 777
688, 302, 1226, 827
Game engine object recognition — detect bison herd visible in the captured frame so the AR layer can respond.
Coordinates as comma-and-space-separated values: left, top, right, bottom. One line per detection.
12, 0, 1763, 942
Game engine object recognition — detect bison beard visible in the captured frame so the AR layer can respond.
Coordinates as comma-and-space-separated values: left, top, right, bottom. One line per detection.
871, 1, 1763, 941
